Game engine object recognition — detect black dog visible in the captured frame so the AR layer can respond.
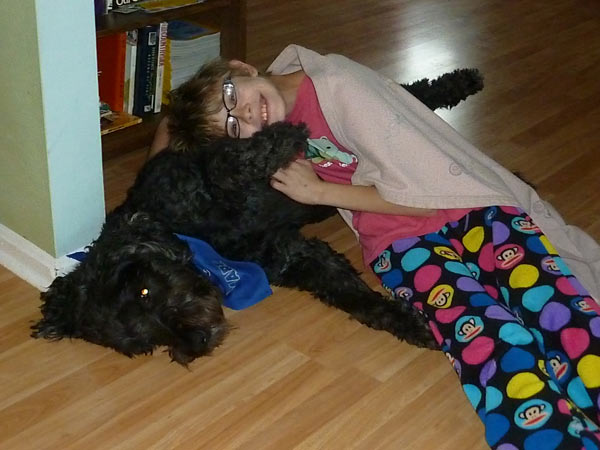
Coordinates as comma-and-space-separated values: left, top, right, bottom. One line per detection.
31, 70, 484, 365
32, 212, 230, 363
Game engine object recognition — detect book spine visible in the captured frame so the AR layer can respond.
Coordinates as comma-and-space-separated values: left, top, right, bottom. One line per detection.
123, 29, 138, 115
133, 25, 159, 116
96, 32, 127, 112
153, 22, 168, 113
161, 37, 172, 106
94, 0, 105, 16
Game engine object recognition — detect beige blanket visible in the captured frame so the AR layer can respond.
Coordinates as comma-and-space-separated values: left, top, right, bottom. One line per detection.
268, 45, 600, 301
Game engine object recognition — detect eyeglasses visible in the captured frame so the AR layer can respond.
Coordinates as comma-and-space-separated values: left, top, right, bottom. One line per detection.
222, 75, 240, 138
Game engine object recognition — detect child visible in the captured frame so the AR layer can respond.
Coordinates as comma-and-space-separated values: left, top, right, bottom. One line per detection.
155, 45, 600, 449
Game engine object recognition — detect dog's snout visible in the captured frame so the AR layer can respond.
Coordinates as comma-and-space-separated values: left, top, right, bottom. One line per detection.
172, 321, 211, 350
168, 325, 224, 365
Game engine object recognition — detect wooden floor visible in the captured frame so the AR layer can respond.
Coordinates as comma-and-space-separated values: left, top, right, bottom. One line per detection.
2, 0, 600, 448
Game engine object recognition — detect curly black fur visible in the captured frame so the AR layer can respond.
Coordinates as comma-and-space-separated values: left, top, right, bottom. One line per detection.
121, 122, 437, 348
32, 69, 485, 364
31, 212, 229, 365
402, 68, 484, 110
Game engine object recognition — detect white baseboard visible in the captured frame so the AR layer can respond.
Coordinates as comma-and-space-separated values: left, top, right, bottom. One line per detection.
0, 223, 79, 291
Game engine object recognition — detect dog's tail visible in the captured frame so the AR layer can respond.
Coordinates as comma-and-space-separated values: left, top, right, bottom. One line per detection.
401, 68, 484, 111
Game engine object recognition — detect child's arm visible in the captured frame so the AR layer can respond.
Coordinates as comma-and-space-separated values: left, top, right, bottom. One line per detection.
148, 117, 171, 159
271, 159, 436, 216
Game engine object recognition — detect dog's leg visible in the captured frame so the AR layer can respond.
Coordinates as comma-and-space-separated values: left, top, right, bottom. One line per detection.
401, 68, 484, 111
260, 232, 437, 349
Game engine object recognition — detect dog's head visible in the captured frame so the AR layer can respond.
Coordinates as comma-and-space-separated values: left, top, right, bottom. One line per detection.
31, 213, 230, 365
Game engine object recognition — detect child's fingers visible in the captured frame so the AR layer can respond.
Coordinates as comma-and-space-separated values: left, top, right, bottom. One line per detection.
271, 168, 284, 183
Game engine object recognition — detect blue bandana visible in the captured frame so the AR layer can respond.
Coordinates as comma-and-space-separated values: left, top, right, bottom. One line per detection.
174, 234, 273, 310
68, 235, 272, 310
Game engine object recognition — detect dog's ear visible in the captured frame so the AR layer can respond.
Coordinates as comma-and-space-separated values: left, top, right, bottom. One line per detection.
100, 258, 141, 301
31, 259, 159, 358
31, 273, 85, 340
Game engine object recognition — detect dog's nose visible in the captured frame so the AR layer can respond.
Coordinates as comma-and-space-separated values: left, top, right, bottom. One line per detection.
174, 322, 208, 344
194, 329, 209, 346
178, 327, 210, 354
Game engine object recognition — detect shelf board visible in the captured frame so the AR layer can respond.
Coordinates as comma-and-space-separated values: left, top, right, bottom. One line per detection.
100, 111, 143, 136
101, 112, 163, 161
95, 0, 229, 37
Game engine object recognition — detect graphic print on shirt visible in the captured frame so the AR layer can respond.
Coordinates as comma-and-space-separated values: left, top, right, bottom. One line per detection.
305, 136, 357, 167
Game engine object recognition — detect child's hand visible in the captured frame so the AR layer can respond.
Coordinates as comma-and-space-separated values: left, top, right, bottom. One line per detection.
272, 159, 438, 216
271, 159, 325, 205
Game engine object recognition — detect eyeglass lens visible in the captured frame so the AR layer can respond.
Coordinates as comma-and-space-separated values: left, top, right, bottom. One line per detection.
223, 77, 240, 138
223, 79, 237, 110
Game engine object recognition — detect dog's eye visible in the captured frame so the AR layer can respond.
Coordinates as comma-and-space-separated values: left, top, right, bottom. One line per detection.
139, 288, 150, 300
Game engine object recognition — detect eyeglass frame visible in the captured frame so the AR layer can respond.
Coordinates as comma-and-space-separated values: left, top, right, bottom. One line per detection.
222, 74, 240, 138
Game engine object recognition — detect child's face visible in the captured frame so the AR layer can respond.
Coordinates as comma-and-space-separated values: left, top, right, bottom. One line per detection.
210, 73, 287, 138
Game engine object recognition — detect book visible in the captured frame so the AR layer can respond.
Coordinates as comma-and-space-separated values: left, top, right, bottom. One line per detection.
153, 22, 168, 113
100, 111, 143, 135
137, 0, 205, 13
162, 38, 172, 105
112, 0, 143, 9
94, 0, 105, 15
161, 21, 220, 105
96, 32, 127, 112
170, 30, 219, 88
133, 24, 159, 116
123, 29, 138, 115
166, 19, 212, 40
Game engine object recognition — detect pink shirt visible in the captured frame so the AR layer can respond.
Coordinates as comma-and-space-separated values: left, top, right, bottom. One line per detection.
286, 76, 471, 264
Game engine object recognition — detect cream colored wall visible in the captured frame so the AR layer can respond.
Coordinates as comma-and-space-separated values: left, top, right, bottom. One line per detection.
0, 0, 54, 253
0, 0, 105, 259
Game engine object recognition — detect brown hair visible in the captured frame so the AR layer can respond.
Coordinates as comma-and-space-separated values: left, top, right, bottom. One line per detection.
166, 58, 231, 151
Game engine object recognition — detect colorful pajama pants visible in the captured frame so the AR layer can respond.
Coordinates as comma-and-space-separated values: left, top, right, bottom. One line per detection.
370, 206, 600, 450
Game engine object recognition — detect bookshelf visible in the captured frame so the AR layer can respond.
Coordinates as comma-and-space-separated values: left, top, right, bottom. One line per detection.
97, 0, 247, 160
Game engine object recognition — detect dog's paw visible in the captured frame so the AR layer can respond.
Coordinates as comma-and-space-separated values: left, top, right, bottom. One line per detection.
385, 299, 439, 350
398, 310, 439, 350
251, 122, 309, 171
352, 294, 439, 350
